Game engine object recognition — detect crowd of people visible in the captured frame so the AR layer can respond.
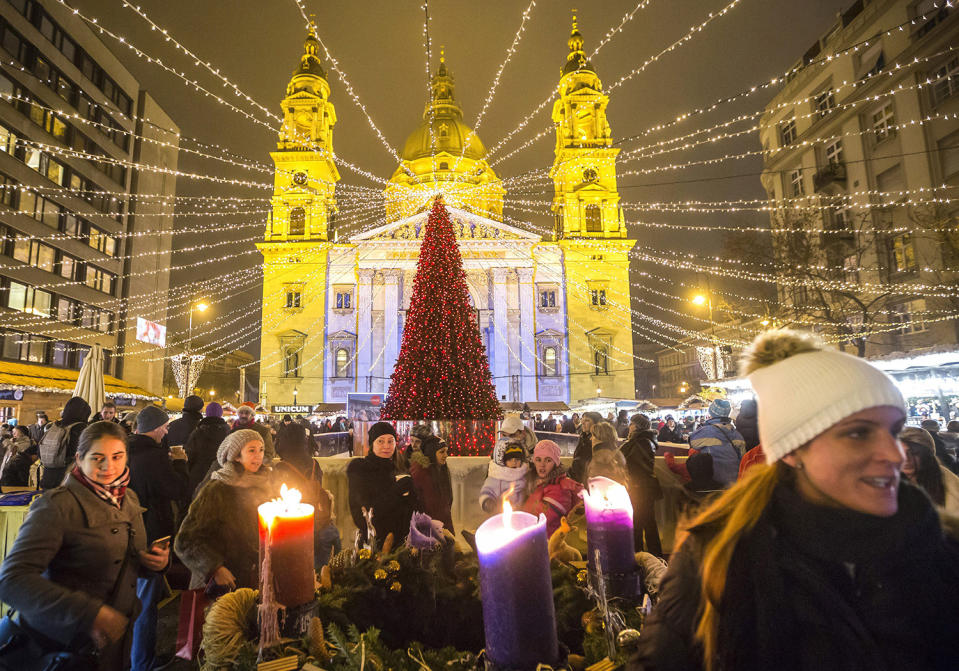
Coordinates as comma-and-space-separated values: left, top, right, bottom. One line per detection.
0, 328, 958, 669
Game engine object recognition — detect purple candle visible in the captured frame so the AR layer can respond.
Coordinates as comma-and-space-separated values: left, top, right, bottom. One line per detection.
476, 504, 559, 669
584, 476, 635, 576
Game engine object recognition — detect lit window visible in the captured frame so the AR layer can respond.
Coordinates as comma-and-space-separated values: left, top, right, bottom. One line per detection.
591, 289, 607, 307
872, 103, 896, 142
540, 290, 556, 308
894, 299, 927, 334
891, 234, 917, 273
543, 346, 557, 377
335, 348, 350, 378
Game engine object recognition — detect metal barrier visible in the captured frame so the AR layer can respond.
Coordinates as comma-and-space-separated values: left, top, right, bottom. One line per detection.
313, 431, 352, 457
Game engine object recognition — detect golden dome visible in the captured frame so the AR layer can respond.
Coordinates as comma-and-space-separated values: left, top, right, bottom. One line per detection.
286, 32, 328, 97
399, 56, 487, 162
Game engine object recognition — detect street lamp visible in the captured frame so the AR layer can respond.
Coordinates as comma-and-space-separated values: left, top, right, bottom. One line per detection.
187, 301, 209, 355
209, 389, 216, 397
596, 387, 602, 398
691, 291, 719, 381
293, 386, 299, 405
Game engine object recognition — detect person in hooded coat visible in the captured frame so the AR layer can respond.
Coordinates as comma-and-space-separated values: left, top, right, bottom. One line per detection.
409, 435, 454, 532
184, 402, 230, 496
175, 430, 274, 591
39, 396, 90, 489
163, 395, 204, 451
569, 411, 603, 484
735, 399, 760, 452
619, 414, 663, 556
347, 422, 417, 545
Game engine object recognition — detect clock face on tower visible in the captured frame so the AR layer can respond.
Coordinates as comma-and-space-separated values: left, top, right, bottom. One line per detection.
293, 172, 308, 186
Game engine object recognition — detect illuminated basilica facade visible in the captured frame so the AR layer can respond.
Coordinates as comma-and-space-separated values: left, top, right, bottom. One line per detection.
257, 20, 635, 408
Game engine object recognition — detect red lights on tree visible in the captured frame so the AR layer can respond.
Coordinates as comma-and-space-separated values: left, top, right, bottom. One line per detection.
382, 197, 501, 440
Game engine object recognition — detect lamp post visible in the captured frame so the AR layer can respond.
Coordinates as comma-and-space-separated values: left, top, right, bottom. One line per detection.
187, 301, 209, 355
293, 386, 298, 406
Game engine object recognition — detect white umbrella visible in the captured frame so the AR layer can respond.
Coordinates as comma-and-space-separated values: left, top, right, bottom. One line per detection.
73, 344, 106, 420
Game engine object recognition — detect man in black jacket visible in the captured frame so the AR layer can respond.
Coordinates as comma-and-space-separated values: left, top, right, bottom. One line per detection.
569, 411, 603, 483
127, 405, 190, 671
163, 395, 204, 450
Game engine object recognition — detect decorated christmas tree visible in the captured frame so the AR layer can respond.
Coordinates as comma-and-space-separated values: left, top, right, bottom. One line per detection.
382, 197, 501, 437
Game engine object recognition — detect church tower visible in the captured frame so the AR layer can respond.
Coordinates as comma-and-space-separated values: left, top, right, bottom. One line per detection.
257, 29, 339, 410
551, 17, 636, 402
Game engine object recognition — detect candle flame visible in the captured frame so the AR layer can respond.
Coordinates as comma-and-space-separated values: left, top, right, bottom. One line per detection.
279, 483, 302, 508
502, 500, 513, 529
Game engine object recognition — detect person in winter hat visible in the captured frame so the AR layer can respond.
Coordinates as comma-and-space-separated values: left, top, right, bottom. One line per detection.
346, 422, 418, 545
229, 405, 275, 460
899, 426, 959, 516
569, 411, 604, 483
495, 415, 537, 456
410, 435, 454, 532
39, 396, 90, 489
175, 429, 273, 593
686, 398, 746, 487
636, 330, 959, 671
184, 402, 230, 496
479, 441, 529, 514
522, 440, 583, 537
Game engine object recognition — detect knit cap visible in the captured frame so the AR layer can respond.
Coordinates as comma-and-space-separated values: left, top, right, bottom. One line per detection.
499, 415, 523, 435
708, 399, 731, 418
503, 442, 527, 463
368, 421, 397, 445
137, 405, 169, 434
183, 395, 204, 413
217, 429, 264, 466
743, 330, 904, 464
533, 440, 561, 467
205, 402, 223, 418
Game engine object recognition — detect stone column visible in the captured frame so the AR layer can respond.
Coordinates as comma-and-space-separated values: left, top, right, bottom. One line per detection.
516, 267, 537, 402
357, 269, 374, 392
383, 271, 401, 383
491, 267, 509, 400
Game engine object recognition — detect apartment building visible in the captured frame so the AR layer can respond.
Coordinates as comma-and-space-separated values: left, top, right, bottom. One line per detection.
0, 0, 178, 419
758, 0, 959, 356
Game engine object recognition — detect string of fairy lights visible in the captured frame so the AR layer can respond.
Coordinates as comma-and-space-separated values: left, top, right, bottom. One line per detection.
0, 0, 955, 399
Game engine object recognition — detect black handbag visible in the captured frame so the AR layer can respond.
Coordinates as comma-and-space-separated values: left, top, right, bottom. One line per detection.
0, 519, 137, 670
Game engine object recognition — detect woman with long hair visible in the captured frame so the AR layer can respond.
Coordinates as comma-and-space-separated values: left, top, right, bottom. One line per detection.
590, 421, 620, 452
899, 426, 959, 515
636, 330, 959, 671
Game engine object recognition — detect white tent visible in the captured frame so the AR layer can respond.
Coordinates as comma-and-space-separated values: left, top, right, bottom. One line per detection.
73, 344, 106, 420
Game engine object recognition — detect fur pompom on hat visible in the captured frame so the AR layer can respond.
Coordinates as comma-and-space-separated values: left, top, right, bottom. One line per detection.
216, 429, 264, 466
742, 329, 904, 464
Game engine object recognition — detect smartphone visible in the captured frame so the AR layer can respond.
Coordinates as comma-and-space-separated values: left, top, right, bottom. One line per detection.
151, 535, 171, 551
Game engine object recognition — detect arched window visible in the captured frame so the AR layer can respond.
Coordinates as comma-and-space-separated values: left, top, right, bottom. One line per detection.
543, 346, 557, 377
283, 347, 300, 378
335, 348, 350, 378
594, 348, 608, 375
585, 204, 602, 233
289, 207, 306, 236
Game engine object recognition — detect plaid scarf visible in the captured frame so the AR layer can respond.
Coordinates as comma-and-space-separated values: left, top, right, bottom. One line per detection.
71, 465, 130, 508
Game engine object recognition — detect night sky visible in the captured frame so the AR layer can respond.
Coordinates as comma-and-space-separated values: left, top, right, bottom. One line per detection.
72, 0, 850, 359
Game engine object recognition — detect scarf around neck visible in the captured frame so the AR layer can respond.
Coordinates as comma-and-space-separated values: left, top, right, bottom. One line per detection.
71, 464, 130, 508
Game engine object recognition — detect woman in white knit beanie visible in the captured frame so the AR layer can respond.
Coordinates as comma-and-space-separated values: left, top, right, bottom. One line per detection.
636, 330, 959, 671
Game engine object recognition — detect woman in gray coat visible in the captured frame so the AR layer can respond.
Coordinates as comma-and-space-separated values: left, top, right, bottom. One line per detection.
0, 421, 169, 670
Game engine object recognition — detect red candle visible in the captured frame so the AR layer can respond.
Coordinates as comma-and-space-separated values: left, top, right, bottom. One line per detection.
258, 484, 315, 609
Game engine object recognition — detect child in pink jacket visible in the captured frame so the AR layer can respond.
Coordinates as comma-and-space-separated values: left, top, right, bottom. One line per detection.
522, 440, 583, 537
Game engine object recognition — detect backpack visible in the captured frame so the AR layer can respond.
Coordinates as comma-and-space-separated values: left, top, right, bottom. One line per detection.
38, 422, 82, 468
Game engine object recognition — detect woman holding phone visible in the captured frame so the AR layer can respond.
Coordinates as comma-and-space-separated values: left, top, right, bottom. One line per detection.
0, 421, 168, 670
347, 422, 418, 545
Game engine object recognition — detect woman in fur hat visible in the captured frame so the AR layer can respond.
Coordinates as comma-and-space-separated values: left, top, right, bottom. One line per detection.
174, 429, 273, 592
347, 422, 418, 545
636, 330, 959, 671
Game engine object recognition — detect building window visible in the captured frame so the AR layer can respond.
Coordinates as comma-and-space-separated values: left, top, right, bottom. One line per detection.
540, 289, 556, 308
289, 207, 305, 236
931, 57, 959, 106
85, 266, 114, 294
872, 103, 896, 143
334, 348, 350, 378
824, 139, 844, 165
285, 289, 301, 309
894, 299, 927, 334
843, 254, 860, 284
790, 284, 809, 306
593, 348, 609, 375
584, 204, 602, 233
283, 347, 301, 378
58, 254, 75, 280
891, 233, 918, 273
789, 169, 805, 197
335, 289, 353, 310
778, 115, 797, 146
815, 88, 836, 118
591, 288, 607, 307
542, 346, 557, 377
